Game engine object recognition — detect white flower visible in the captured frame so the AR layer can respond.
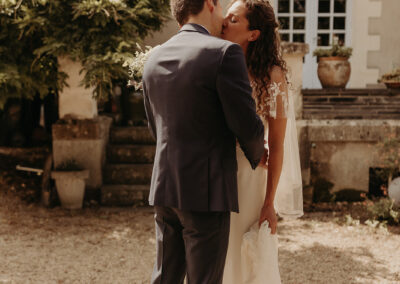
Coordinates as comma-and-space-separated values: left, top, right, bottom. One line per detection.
123, 44, 160, 91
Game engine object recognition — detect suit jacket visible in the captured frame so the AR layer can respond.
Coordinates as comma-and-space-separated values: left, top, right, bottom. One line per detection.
142, 23, 265, 212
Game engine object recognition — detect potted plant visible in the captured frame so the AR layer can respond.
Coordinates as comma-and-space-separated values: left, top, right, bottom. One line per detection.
378, 69, 400, 89
123, 44, 159, 125
313, 43, 353, 88
51, 160, 89, 209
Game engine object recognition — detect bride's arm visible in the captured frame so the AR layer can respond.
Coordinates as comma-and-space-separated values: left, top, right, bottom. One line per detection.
259, 66, 288, 233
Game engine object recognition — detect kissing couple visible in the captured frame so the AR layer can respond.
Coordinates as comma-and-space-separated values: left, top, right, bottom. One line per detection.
142, 0, 303, 283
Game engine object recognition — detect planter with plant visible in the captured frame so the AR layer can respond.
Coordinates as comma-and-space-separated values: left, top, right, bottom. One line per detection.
313, 43, 353, 88
51, 160, 89, 209
378, 69, 400, 89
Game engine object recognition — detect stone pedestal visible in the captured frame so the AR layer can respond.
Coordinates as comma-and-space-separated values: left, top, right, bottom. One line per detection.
57, 56, 98, 119
282, 42, 309, 119
52, 116, 113, 191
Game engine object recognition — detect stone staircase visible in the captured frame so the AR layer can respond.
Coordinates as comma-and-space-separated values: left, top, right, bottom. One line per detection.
101, 126, 155, 206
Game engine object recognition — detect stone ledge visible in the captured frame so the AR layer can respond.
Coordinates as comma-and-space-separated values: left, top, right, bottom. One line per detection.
297, 119, 400, 142
52, 115, 112, 140
302, 88, 400, 96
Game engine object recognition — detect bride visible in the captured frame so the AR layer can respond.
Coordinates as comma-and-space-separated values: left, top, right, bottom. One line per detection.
221, 0, 303, 283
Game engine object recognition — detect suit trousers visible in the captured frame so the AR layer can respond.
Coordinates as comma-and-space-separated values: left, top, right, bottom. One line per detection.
151, 206, 230, 284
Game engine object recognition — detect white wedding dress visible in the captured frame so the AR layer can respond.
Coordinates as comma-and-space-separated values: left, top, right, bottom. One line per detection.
223, 80, 303, 284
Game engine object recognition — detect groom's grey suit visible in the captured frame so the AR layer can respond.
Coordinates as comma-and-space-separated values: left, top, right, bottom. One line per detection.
143, 23, 265, 284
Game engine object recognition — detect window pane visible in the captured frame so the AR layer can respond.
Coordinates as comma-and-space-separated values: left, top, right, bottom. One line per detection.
278, 0, 290, 13
334, 33, 346, 45
318, 33, 330, 46
334, 0, 346, 13
319, 0, 330, 13
278, 17, 290, 30
293, 17, 305, 30
334, 17, 345, 30
318, 17, 330, 29
293, 33, 305, 43
280, 33, 289, 42
293, 0, 306, 13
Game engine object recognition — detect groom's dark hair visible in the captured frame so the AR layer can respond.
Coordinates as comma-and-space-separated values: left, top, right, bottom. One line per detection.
171, 0, 218, 26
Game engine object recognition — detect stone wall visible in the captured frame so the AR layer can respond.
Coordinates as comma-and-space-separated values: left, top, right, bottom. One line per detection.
57, 57, 97, 119
368, 0, 400, 76
297, 119, 400, 193
348, 0, 382, 88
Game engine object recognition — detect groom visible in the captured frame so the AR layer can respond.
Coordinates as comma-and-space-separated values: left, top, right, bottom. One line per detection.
142, 0, 266, 283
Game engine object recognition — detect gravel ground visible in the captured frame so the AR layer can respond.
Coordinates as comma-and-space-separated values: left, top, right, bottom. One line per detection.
1, 189, 400, 284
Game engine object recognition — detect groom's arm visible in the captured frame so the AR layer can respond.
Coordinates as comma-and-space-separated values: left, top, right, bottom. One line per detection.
216, 43, 265, 169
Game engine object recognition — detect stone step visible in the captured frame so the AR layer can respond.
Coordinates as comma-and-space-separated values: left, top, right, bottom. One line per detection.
110, 127, 155, 145
107, 145, 155, 164
104, 164, 153, 184
101, 184, 149, 206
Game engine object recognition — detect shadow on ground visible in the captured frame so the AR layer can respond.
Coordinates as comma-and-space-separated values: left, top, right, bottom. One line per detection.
279, 242, 398, 284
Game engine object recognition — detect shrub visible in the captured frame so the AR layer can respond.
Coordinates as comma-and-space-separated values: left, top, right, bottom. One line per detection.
375, 133, 400, 185
367, 198, 399, 225
0, 0, 170, 108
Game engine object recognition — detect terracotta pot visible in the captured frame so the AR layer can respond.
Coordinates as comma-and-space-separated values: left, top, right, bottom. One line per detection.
317, 57, 351, 88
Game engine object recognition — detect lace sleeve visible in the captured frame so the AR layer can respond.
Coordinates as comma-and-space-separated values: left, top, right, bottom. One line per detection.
265, 81, 289, 119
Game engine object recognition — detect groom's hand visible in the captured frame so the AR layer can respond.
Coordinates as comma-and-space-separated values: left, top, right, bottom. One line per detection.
258, 148, 269, 169
259, 204, 277, 234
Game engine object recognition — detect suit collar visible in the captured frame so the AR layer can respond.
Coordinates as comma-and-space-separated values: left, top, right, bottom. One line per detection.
179, 23, 210, 35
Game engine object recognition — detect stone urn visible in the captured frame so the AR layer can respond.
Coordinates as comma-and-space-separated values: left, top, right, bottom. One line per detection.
317, 57, 351, 88
51, 170, 89, 209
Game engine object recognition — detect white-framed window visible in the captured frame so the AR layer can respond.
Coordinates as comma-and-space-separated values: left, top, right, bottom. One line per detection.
274, 0, 352, 88
275, 0, 306, 43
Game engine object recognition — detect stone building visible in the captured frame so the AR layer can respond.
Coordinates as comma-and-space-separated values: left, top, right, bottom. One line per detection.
145, 0, 400, 89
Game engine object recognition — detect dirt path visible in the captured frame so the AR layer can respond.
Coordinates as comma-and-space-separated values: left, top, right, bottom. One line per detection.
1, 190, 399, 284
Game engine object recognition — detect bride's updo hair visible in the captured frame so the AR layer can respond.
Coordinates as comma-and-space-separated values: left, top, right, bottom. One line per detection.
230, 0, 287, 111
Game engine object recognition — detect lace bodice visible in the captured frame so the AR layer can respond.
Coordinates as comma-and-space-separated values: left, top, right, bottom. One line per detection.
251, 81, 289, 120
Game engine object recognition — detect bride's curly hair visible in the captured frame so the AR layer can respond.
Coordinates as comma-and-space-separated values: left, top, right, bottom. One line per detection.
230, 0, 287, 113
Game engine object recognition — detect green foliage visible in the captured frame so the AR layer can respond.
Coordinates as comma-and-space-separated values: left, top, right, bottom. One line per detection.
375, 133, 400, 183
313, 43, 353, 58
367, 198, 399, 225
0, 0, 170, 108
0, 1, 60, 109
